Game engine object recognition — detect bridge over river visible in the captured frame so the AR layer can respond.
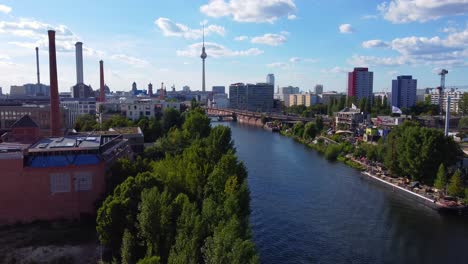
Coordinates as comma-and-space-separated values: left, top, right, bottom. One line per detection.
206, 107, 317, 126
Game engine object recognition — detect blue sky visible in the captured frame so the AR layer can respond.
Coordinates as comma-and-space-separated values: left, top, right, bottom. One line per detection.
0, 0, 467, 93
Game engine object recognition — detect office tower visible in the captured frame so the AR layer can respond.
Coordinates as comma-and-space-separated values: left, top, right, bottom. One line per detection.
392, 75, 417, 108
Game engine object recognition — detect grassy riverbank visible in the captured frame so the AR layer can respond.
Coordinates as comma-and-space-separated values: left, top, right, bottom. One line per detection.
280, 130, 365, 171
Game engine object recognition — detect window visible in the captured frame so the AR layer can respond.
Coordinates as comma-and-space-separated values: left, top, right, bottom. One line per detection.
74, 172, 93, 191
50, 173, 71, 193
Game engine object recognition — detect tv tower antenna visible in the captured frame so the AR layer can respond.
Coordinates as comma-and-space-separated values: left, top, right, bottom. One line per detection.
200, 23, 207, 93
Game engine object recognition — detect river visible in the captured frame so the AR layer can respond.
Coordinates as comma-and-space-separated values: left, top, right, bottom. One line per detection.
220, 122, 468, 264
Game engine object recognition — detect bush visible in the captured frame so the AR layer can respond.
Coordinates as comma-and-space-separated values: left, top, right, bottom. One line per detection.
325, 144, 342, 161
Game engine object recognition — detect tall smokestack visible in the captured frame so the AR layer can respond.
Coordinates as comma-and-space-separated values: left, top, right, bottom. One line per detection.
99, 60, 105, 102
48, 30, 61, 137
35, 47, 40, 85
148, 83, 153, 97
75, 42, 84, 84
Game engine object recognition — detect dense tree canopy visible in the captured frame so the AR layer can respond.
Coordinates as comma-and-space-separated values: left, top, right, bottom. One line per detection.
74, 114, 99, 131
96, 109, 258, 263
384, 121, 462, 183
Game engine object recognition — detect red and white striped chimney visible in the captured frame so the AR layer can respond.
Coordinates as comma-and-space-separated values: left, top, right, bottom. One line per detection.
99, 60, 105, 102
48, 30, 61, 137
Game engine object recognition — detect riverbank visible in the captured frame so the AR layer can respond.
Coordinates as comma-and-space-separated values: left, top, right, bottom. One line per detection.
279, 130, 365, 171
279, 130, 468, 215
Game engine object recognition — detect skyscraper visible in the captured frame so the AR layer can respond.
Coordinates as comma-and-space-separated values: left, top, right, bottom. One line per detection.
201, 25, 207, 92
266, 74, 275, 87
348, 67, 373, 101
314, 84, 323, 95
392, 75, 417, 109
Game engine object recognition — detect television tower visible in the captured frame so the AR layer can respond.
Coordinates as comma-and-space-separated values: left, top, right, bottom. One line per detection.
200, 24, 207, 92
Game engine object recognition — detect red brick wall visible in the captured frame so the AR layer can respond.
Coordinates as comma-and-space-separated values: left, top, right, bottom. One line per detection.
0, 159, 106, 225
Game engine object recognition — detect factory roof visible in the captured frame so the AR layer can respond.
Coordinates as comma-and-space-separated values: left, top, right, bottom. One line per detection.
29, 136, 102, 153
11, 115, 39, 128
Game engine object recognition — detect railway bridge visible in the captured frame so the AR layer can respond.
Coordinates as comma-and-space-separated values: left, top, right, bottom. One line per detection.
205, 107, 316, 126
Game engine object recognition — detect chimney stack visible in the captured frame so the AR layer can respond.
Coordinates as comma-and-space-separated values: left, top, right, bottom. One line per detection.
159, 82, 165, 100
35, 47, 40, 85
99, 60, 105, 102
148, 83, 153, 97
48, 30, 61, 137
75, 42, 84, 84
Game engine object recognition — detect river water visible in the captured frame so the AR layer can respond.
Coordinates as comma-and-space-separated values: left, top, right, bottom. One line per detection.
221, 122, 468, 264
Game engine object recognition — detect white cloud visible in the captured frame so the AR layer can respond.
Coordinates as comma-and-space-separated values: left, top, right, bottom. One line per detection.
387, 70, 399, 76
355, 27, 468, 67
348, 54, 407, 67
442, 27, 457, 33
288, 14, 297, 20
391, 36, 459, 55
251, 33, 287, 46
177, 42, 264, 58
0, 4, 12, 14
110, 54, 149, 67
267, 62, 288, 68
322, 66, 350, 74
234, 35, 248, 41
0, 18, 81, 52
154, 17, 225, 39
200, 0, 297, 23
362, 39, 389, 48
378, 0, 468, 23
339, 24, 354, 34
361, 14, 378, 19
289, 57, 301, 63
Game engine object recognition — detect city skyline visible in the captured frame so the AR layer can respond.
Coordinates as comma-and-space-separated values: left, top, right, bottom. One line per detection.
0, 0, 467, 93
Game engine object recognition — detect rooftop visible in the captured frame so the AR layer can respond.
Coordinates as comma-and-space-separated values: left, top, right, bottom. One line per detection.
29, 136, 102, 152
109, 127, 142, 135
11, 115, 39, 128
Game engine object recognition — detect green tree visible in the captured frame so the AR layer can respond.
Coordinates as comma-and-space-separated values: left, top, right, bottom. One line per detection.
303, 122, 317, 140
73, 114, 98, 131
137, 256, 161, 264
162, 108, 182, 133
315, 116, 324, 132
447, 170, 464, 197
191, 98, 200, 109
121, 229, 137, 264
384, 121, 462, 183
459, 117, 468, 130
325, 144, 342, 161
202, 217, 259, 264
102, 114, 133, 130
292, 121, 305, 138
434, 164, 447, 191
138, 187, 174, 260
183, 109, 211, 139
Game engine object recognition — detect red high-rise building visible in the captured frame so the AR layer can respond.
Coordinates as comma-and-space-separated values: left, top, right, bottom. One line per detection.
347, 67, 373, 101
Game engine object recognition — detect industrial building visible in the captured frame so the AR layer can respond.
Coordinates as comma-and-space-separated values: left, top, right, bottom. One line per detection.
0, 30, 135, 225
0, 130, 132, 224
